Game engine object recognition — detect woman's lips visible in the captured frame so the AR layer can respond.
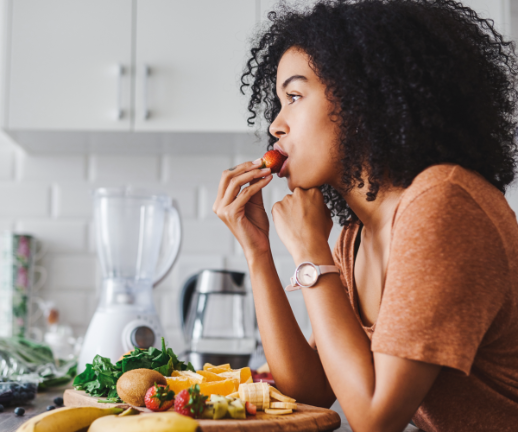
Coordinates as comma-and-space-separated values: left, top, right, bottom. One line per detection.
278, 158, 289, 178
273, 144, 288, 157
273, 144, 289, 177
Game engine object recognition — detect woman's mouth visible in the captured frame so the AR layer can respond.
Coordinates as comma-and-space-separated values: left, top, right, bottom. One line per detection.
273, 144, 289, 177
278, 157, 289, 178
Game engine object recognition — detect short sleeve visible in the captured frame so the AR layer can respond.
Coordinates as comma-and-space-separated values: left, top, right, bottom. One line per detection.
372, 183, 510, 375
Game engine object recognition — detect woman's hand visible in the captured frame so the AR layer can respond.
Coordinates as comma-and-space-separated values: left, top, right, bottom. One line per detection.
213, 160, 273, 259
272, 187, 334, 264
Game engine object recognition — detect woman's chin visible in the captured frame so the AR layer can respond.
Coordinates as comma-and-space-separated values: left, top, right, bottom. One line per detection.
286, 176, 320, 191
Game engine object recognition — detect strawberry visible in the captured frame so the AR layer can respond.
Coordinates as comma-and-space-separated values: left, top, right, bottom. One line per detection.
144, 383, 175, 412
174, 384, 208, 418
260, 150, 287, 174
245, 401, 257, 415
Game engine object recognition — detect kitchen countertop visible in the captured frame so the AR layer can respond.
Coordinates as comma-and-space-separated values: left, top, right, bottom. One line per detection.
1, 387, 421, 432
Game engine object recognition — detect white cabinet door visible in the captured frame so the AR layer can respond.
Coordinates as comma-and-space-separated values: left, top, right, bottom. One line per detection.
134, 0, 256, 132
8, 0, 132, 130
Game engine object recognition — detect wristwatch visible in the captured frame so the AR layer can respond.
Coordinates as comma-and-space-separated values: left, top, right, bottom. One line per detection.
285, 262, 340, 291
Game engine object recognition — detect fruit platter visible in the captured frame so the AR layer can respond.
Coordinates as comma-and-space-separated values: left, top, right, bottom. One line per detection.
16, 339, 341, 431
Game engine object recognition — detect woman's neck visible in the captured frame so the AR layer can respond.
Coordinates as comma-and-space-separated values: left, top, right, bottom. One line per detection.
344, 186, 405, 235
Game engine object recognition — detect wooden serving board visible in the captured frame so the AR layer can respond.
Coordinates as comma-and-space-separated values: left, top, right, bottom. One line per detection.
64, 389, 342, 431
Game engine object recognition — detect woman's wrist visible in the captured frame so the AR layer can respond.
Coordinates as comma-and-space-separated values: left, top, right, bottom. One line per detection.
245, 247, 275, 270
292, 244, 334, 267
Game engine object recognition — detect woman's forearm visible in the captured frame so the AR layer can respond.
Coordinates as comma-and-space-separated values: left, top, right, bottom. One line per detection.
247, 249, 336, 407
294, 248, 377, 420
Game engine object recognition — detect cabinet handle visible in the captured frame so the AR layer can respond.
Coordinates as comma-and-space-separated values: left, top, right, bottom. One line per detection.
143, 64, 150, 120
115, 64, 124, 120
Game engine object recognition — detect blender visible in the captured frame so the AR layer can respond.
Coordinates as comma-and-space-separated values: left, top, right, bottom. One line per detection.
78, 187, 181, 373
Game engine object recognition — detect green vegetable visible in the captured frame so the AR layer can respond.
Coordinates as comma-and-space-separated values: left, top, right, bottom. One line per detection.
74, 337, 193, 402
0, 337, 76, 389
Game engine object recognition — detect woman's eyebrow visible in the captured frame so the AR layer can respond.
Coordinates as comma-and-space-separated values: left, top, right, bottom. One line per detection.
281, 75, 308, 90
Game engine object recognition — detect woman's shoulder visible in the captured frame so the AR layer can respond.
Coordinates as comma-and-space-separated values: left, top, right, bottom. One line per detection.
395, 163, 513, 227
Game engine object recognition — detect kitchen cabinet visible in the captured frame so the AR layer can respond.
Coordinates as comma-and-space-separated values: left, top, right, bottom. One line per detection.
8, 0, 133, 130
133, 0, 255, 132
6, 0, 256, 132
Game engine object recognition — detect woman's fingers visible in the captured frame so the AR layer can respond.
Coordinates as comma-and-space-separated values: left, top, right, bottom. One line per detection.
220, 167, 271, 207
216, 160, 262, 203
225, 175, 273, 216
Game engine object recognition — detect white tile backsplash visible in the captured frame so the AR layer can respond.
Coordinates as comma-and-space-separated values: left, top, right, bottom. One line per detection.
0, 149, 14, 180
45, 254, 98, 290
182, 219, 234, 254
19, 155, 86, 181
0, 183, 50, 217
198, 183, 219, 220
54, 182, 94, 217
164, 155, 232, 183
15, 219, 87, 253
90, 155, 160, 182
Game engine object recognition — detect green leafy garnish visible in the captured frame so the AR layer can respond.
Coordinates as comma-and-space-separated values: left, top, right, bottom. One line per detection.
73, 337, 192, 401
186, 384, 208, 418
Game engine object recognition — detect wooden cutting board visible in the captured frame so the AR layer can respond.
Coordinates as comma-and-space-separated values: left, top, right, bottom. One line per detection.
64, 389, 342, 431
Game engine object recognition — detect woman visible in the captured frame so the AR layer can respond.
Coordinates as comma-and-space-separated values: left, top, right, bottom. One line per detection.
213, 1, 518, 430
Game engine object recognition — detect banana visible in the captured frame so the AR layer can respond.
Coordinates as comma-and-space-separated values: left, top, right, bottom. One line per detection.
16, 406, 123, 432
88, 412, 198, 432
270, 402, 298, 410
118, 407, 140, 416
270, 387, 296, 403
238, 382, 270, 410
265, 408, 293, 415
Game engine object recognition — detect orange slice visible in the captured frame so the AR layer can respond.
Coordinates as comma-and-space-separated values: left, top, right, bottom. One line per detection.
217, 370, 240, 390
198, 379, 236, 396
238, 367, 252, 384
196, 370, 226, 382
165, 376, 195, 395
203, 363, 231, 371
171, 370, 205, 383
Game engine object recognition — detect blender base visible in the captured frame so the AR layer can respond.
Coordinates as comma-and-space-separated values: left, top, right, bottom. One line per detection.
184, 352, 251, 371
78, 309, 164, 374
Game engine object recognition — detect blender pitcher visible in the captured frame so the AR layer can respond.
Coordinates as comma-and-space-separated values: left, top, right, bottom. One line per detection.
78, 187, 181, 373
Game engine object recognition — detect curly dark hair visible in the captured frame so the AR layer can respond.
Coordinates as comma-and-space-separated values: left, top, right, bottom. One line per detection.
240, 0, 518, 226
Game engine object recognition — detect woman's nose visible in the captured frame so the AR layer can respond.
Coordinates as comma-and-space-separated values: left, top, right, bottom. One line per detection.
269, 113, 288, 139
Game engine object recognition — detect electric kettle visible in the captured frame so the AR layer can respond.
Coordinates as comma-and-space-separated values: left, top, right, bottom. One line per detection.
180, 270, 256, 370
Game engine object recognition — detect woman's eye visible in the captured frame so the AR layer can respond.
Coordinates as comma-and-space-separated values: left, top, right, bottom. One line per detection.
286, 93, 301, 104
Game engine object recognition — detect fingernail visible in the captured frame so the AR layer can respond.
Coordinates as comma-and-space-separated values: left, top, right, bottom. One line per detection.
253, 158, 262, 165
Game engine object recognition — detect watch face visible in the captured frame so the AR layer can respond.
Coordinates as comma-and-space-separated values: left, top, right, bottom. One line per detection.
297, 264, 318, 287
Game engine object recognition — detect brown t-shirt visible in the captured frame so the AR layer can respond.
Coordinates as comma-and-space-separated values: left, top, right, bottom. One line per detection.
333, 164, 518, 431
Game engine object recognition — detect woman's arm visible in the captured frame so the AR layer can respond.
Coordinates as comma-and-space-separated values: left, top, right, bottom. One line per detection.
213, 161, 335, 405
247, 249, 336, 407
272, 187, 442, 432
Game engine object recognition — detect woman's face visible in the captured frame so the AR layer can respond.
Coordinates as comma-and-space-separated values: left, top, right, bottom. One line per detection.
270, 47, 342, 191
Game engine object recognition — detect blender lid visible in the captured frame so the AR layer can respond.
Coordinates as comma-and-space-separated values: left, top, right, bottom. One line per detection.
93, 186, 170, 202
